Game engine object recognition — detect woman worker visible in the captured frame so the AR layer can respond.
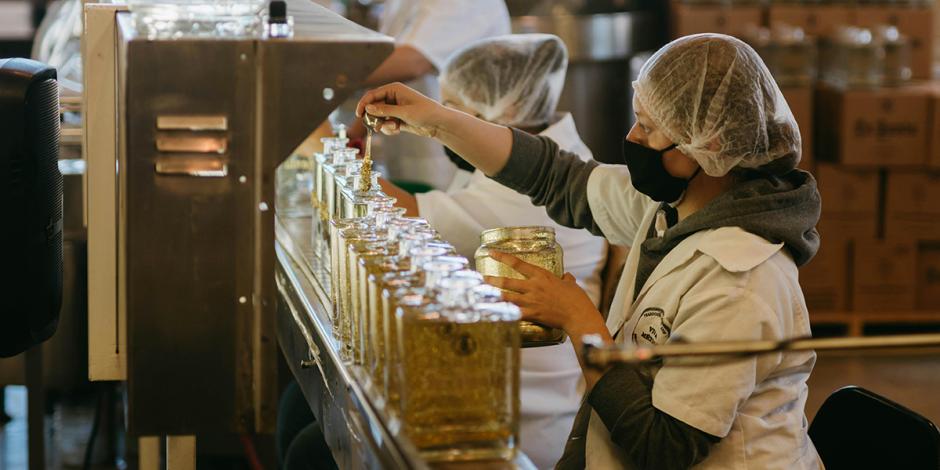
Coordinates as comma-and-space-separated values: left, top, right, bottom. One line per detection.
357, 34, 822, 469
380, 34, 607, 469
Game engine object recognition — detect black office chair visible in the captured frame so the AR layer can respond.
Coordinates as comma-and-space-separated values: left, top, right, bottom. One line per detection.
809, 386, 940, 470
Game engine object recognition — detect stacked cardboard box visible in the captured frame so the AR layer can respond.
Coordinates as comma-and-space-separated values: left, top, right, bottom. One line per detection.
667, 1, 939, 318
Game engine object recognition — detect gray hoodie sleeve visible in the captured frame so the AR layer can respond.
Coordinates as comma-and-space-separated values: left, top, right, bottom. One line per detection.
587, 364, 720, 469
489, 128, 604, 237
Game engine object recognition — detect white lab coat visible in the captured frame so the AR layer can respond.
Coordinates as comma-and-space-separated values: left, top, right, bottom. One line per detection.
378, 0, 510, 189
417, 113, 607, 469
583, 166, 822, 469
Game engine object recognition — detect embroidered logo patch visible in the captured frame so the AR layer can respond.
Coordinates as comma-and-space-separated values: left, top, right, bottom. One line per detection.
632, 307, 671, 346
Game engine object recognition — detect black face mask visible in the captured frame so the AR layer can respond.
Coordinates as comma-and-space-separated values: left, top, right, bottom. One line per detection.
443, 145, 476, 172
621, 139, 699, 203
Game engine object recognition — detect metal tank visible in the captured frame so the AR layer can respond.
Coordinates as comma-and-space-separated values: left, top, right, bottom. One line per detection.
510, 0, 663, 162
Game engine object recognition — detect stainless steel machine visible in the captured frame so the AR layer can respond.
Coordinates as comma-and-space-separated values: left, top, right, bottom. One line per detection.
83, 0, 393, 436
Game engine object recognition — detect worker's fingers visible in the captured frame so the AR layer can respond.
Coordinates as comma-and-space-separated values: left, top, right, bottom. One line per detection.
355, 83, 401, 117
484, 276, 532, 294
488, 251, 550, 279
500, 291, 534, 307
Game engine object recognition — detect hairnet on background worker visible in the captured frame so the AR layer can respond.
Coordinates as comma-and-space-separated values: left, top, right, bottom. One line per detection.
356, 32, 822, 469
441, 33, 568, 128
633, 33, 801, 177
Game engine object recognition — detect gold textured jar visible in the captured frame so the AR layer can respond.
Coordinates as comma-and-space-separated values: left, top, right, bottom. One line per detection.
474, 226, 566, 347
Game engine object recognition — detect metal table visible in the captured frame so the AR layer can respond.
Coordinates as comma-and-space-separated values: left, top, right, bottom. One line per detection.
275, 216, 536, 470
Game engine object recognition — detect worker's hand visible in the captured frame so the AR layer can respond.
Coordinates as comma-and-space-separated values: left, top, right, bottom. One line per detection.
483, 251, 604, 334
355, 82, 449, 138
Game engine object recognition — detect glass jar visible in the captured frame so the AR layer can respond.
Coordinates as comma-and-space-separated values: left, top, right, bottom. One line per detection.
874, 25, 912, 86
386, 259, 465, 422
397, 276, 521, 462
329, 219, 368, 333
824, 26, 884, 88
275, 152, 314, 218
313, 141, 351, 256
475, 226, 566, 347
313, 137, 348, 222
339, 232, 384, 360
350, 241, 390, 365
329, 150, 362, 221
342, 171, 386, 219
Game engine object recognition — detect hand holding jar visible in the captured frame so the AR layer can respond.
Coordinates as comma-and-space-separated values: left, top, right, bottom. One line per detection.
483, 251, 607, 339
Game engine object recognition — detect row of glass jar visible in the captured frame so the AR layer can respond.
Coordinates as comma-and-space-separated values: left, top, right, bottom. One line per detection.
744, 23, 913, 88
302, 133, 522, 461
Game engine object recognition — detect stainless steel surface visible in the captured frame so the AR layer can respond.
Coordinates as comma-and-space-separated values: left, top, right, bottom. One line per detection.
513, 12, 658, 161
275, 217, 538, 470
114, 0, 394, 435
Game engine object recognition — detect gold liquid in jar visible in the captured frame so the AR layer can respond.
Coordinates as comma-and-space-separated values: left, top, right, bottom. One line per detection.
340, 233, 382, 361
329, 220, 367, 336
474, 226, 566, 347
356, 251, 403, 381
398, 296, 520, 461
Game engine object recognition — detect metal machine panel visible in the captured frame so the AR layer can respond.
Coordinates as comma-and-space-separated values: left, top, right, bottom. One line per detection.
109, 1, 393, 435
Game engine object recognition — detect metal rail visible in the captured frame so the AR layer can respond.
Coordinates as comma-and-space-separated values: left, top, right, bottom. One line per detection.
582, 333, 940, 368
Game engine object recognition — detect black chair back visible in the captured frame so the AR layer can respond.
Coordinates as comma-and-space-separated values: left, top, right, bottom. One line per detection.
809, 386, 940, 470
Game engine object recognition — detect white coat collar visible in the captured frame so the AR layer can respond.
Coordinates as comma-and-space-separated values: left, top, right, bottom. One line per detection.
610, 225, 784, 336
636, 226, 784, 300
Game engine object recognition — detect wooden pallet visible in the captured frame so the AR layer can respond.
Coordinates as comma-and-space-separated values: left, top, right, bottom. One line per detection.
811, 311, 940, 336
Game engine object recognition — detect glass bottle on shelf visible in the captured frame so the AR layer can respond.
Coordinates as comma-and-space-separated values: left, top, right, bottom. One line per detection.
369, 244, 451, 398
341, 171, 386, 219
386, 259, 466, 423
338, 231, 384, 360
349, 241, 390, 365
274, 151, 314, 218
328, 150, 362, 221
331, 197, 395, 343
312, 139, 350, 256
329, 219, 368, 334
397, 276, 521, 462
340, 202, 398, 362
313, 136, 349, 222
311, 131, 346, 214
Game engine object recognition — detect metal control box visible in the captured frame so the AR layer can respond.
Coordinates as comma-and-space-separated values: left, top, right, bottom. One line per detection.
85, 0, 392, 435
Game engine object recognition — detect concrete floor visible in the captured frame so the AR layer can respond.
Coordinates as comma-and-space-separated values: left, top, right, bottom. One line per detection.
2, 349, 939, 469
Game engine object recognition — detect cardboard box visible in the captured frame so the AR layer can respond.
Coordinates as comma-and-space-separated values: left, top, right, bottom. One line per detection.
815, 85, 929, 167
782, 86, 814, 170
816, 164, 880, 239
885, 170, 940, 240
671, 1, 762, 38
768, 4, 854, 38
855, 5, 935, 80
929, 85, 940, 168
916, 242, 940, 310
853, 238, 917, 311
800, 233, 849, 312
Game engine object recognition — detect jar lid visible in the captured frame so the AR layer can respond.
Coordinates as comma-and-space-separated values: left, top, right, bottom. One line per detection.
480, 225, 556, 245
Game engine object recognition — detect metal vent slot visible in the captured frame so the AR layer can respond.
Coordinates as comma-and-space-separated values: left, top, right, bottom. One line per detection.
156, 115, 228, 131
156, 135, 228, 154
155, 155, 228, 177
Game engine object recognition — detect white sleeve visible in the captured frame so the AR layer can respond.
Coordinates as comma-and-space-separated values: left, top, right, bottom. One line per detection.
416, 190, 486, 261
585, 165, 658, 248
397, 0, 511, 73
651, 268, 783, 438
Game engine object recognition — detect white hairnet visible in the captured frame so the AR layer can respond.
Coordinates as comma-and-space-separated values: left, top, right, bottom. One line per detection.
633, 33, 801, 177
441, 34, 568, 128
